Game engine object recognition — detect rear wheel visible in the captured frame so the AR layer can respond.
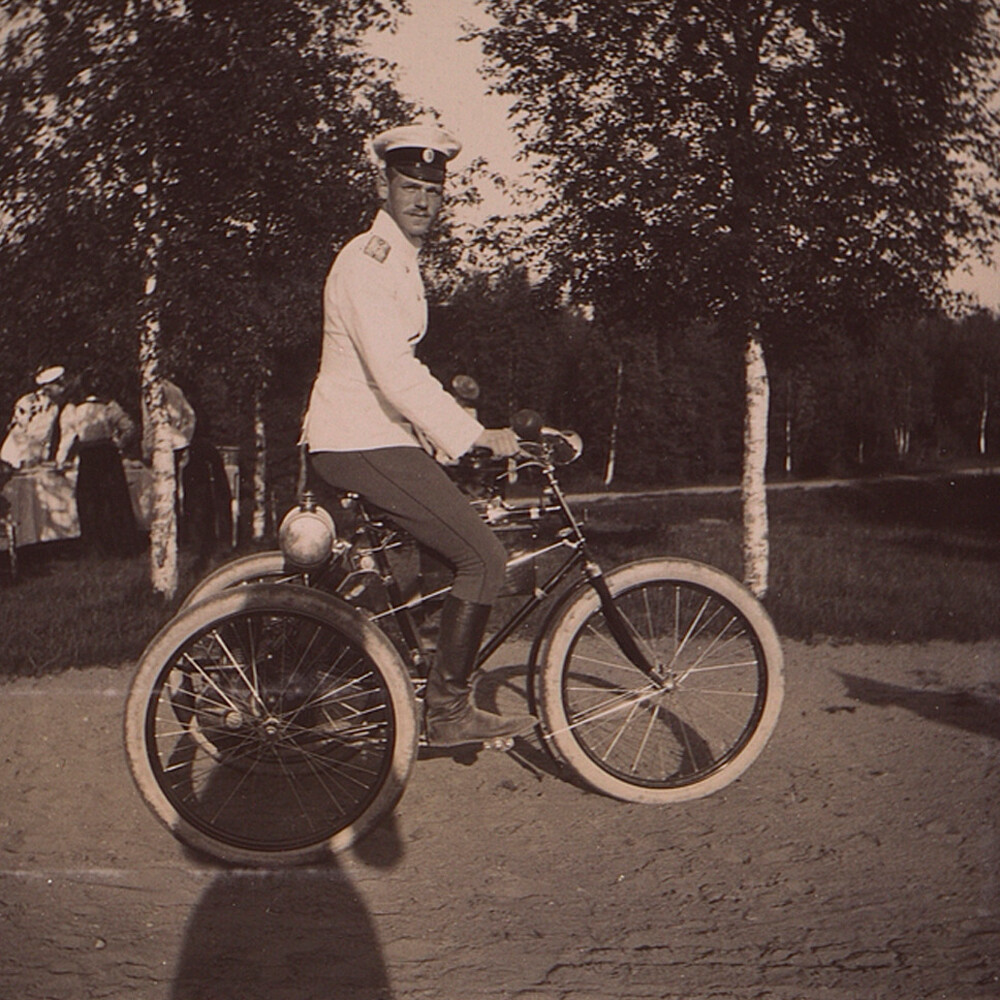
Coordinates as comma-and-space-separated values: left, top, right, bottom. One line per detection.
124, 584, 417, 866
179, 551, 313, 610
535, 558, 783, 803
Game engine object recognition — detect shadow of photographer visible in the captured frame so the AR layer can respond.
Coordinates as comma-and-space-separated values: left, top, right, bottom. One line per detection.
170, 815, 403, 1000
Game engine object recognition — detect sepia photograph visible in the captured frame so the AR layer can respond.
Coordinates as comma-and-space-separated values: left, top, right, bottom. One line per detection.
1, 1, 999, 997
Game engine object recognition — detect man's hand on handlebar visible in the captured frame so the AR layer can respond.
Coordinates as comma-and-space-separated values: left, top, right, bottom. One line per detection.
473, 427, 521, 458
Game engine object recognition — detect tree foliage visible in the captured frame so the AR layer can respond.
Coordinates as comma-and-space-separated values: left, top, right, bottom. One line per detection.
0, 0, 411, 428
475, 0, 1000, 334
424, 270, 1000, 483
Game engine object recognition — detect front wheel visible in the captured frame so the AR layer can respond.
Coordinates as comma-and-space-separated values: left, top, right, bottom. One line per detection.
124, 584, 418, 866
534, 558, 784, 804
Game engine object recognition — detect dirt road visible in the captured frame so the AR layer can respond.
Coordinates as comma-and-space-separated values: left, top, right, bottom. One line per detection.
1, 639, 998, 999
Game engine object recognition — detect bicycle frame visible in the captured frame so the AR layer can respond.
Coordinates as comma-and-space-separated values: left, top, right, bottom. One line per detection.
340, 454, 660, 684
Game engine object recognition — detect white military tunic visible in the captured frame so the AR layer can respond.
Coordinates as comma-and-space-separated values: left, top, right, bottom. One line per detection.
301, 209, 482, 462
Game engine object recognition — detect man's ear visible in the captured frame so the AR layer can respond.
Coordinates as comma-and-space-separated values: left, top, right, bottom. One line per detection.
375, 166, 390, 201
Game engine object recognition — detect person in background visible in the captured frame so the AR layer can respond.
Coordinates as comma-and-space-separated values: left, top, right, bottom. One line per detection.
141, 377, 197, 463
142, 377, 230, 570
0, 365, 68, 470
56, 385, 140, 556
301, 123, 534, 748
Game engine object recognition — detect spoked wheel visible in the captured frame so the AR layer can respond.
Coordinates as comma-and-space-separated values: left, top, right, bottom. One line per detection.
534, 558, 784, 803
124, 584, 417, 866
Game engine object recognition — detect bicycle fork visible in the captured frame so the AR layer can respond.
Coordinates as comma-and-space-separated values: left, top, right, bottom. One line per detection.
583, 561, 664, 686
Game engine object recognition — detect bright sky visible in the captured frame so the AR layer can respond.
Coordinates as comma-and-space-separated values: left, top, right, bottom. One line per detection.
367, 1, 1000, 311
364, 0, 526, 220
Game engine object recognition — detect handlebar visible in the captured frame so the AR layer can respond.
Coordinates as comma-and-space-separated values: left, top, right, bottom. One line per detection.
462, 426, 582, 471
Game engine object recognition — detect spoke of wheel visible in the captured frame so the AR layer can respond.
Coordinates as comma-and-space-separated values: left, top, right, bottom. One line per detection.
296, 669, 377, 717
202, 749, 263, 826
550, 682, 659, 741
678, 705, 702, 773
629, 703, 660, 775
276, 718, 387, 765
283, 710, 387, 746
282, 740, 381, 799
272, 751, 323, 830
181, 647, 255, 718
177, 722, 266, 771
245, 618, 262, 714
681, 658, 759, 675
642, 586, 655, 647
677, 686, 760, 731
562, 650, 652, 674
274, 724, 385, 816
682, 685, 759, 697
598, 697, 643, 761
288, 644, 359, 728
154, 716, 208, 746
212, 628, 268, 716
673, 615, 750, 684
597, 603, 662, 670
283, 745, 384, 787
564, 682, 655, 720
170, 679, 232, 717
277, 617, 342, 700
665, 593, 714, 673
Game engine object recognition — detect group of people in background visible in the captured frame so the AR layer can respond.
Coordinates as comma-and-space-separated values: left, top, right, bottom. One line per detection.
0, 365, 230, 565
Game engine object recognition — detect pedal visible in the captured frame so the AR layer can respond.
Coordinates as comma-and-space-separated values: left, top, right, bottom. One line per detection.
482, 735, 515, 752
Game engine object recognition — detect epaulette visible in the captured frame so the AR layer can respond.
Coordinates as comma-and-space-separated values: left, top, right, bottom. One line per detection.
363, 235, 391, 263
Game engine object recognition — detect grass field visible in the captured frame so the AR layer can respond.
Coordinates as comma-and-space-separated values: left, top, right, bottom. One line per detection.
582, 471, 1000, 644
0, 472, 997, 678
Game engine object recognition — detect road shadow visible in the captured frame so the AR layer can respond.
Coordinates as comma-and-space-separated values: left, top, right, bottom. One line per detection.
836, 670, 1000, 741
170, 815, 403, 1000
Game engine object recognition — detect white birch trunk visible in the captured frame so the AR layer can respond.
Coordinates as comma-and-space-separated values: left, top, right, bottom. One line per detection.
135, 174, 177, 599
783, 376, 792, 476
741, 332, 770, 599
252, 392, 267, 540
979, 377, 988, 456
603, 357, 624, 487
893, 425, 911, 457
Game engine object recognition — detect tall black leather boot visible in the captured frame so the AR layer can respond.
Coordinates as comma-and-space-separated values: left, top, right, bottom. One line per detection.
424, 596, 536, 747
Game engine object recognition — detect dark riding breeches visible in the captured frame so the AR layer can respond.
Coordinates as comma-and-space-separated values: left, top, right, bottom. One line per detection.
308, 446, 507, 604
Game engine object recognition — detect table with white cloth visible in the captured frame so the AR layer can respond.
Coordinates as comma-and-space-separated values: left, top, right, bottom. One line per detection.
0, 460, 153, 549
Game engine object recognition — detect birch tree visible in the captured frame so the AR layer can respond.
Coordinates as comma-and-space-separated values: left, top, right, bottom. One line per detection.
476, 0, 1000, 595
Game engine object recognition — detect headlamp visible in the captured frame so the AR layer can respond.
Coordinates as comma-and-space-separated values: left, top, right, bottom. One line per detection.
278, 495, 336, 570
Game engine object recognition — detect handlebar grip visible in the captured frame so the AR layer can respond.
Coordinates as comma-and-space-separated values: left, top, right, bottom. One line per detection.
511, 408, 544, 442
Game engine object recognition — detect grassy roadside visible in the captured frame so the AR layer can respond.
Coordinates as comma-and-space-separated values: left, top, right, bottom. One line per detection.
582, 472, 1000, 644
1, 473, 997, 678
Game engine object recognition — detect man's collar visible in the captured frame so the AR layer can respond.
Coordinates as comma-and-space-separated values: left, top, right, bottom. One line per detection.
372, 209, 421, 263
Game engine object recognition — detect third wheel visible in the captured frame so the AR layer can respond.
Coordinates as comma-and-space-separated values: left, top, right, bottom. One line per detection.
124, 584, 417, 866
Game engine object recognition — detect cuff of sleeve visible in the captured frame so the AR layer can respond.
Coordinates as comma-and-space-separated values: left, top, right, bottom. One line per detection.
437, 413, 484, 464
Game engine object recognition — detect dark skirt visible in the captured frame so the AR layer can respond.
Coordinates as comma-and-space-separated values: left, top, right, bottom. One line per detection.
75, 442, 140, 556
